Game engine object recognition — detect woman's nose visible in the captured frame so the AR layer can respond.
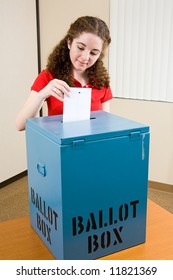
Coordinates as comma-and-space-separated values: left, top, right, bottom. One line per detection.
81, 51, 90, 61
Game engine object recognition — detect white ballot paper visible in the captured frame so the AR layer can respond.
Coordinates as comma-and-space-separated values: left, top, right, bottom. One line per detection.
63, 87, 91, 123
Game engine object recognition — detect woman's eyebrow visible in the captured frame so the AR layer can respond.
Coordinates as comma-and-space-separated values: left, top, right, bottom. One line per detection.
77, 42, 86, 46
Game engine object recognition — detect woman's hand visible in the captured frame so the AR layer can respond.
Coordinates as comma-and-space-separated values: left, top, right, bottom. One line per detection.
16, 79, 71, 131
40, 79, 70, 101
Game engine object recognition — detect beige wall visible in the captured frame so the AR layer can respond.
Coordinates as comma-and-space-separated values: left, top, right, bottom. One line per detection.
0, 0, 38, 182
110, 99, 173, 185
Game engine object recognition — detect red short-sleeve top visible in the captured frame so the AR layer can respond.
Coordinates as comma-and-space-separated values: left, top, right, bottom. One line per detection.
31, 70, 112, 116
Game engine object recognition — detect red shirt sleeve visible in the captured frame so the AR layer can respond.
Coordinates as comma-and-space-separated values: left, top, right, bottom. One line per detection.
31, 70, 54, 92
100, 86, 113, 103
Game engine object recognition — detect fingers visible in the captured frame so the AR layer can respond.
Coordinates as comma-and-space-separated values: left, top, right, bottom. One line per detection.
54, 79, 71, 94
52, 87, 64, 101
51, 79, 70, 101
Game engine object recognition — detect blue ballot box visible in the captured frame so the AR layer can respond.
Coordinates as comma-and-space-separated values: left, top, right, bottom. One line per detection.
26, 111, 150, 260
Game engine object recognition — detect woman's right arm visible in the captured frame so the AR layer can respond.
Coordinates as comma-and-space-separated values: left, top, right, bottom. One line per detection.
15, 90, 45, 131
16, 79, 70, 131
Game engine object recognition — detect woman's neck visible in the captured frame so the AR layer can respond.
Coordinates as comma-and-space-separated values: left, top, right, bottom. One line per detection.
73, 70, 89, 87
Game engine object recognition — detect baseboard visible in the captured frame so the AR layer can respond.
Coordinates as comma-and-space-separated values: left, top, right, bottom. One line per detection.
148, 180, 173, 193
1, 174, 173, 193
0, 170, 27, 189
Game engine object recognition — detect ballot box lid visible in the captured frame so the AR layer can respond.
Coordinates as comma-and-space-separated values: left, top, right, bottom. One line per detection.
26, 111, 149, 145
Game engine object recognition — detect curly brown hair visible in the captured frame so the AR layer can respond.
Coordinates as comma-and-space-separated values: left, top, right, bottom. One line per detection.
46, 16, 111, 89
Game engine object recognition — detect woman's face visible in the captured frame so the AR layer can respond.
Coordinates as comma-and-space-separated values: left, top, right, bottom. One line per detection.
68, 32, 103, 74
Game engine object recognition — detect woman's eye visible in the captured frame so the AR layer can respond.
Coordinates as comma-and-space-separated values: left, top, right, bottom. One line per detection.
90, 52, 97, 56
78, 46, 84, 51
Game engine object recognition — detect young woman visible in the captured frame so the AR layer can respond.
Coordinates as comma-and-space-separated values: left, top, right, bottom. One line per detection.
16, 16, 112, 131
